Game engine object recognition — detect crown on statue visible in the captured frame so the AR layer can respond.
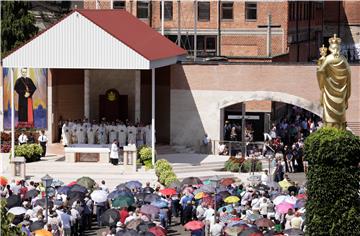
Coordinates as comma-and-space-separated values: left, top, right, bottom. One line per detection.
319, 44, 328, 56
107, 91, 116, 101
329, 34, 341, 45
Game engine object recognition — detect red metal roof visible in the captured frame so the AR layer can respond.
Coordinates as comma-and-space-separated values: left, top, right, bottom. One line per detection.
77, 9, 187, 61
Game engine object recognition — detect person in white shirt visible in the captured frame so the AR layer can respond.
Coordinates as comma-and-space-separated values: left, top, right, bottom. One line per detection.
210, 219, 224, 236
109, 127, 118, 146
110, 140, 119, 165
97, 124, 107, 144
136, 124, 145, 147
58, 208, 72, 236
76, 126, 86, 144
259, 198, 269, 218
87, 126, 97, 144
117, 123, 127, 147
261, 170, 269, 185
18, 131, 28, 145
37, 130, 48, 157
99, 180, 109, 193
127, 124, 137, 145
62, 121, 71, 146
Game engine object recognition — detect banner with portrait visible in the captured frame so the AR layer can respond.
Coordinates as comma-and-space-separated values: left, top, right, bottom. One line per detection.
3, 68, 47, 129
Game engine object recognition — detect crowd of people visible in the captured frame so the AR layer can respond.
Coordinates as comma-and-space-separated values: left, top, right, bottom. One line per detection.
60, 118, 155, 148
1, 173, 307, 236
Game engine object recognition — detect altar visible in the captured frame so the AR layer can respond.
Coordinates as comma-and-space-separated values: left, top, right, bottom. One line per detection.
64, 144, 112, 163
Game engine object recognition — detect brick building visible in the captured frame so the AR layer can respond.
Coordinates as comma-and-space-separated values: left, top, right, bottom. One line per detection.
323, 1, 360, 62
83, 0, 324, 62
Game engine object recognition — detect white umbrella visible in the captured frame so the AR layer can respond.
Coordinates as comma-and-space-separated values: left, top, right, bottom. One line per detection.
285, 196, 297, 205
8, 207, 27, 215
90, 190, 108, 203
273, 195, 287, 205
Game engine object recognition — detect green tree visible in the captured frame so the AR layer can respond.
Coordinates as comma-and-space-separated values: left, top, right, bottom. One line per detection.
304, 127, 360, 235
1, 1, 38, 58
0, 199, 25, 236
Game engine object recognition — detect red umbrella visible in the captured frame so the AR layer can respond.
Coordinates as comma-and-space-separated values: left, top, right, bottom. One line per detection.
184, 221, 205, 231
0, 176, 8, 186
159, 188, 177, 196
296, 193, 307, 200
255, 218, 275, 228
220, 177, 235, 186
148, 226, 167, 236
202, 196, 214, 206
67, 181, 77, 187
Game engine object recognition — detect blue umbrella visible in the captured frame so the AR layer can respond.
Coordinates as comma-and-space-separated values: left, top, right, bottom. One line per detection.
151, 199, 168, 208
57, 186, 70, 195
217, 205, 233, 213
116, 184, 132, 193
125, 181, 142, 189
108, 190, 134, 199
70, 184, 88, 194
227, 220, 248, 227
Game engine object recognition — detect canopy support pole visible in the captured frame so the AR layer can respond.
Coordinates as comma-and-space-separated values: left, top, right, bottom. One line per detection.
151, 68, 156, 166
11, 68, 15, 159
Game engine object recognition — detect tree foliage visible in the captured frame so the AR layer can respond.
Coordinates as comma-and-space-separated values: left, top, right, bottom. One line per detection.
1, 1, 38, 58
304, 127, 360, 235
0, 199, 25, 236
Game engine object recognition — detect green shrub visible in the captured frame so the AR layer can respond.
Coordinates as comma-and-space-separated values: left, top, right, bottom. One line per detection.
304, 127, 360, 236
14, 144, 42, 162
159, 170, 176, 185
164, 175, 178, 187
155, 159, 172, 177
144, 159, 154, 170
138, 146, 152, 163
224, 157, 262, 173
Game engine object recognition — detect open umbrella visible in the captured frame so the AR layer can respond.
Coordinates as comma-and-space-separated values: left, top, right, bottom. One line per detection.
140, 205, 160, 215
182, 187, 194, 194
296, 193, 307, 200
6, 195, 22, 208
294, 199, 306, 209
151, 199, 168, 208
255, 183, 270, 191
100, 209, 120, 226
217, 191, 231, 199
168, 180, 181, 190
34, 229, 53, 236
255, 218, 275, 228
220, 177, 235, 186
148, 226, 167, 236
70, 184, 88, 193
138, 222, 156, 233
239, 228, 264, 236
195, 192, 208, 200
276, 202, 294, 214
144, 193, 161, 203
112, 196, 134, 208
57, 186, 70, 195
159, 188, 177, 196
181, 177, 203, 186
273, 195, 287, 205
67, 191, 85, 205
143, 186, 155, 193
184, 220, 205, 231
51, 179, 64, 188
217, 205, 233, 213
116, 184, 132, 193
225, 225, 249, 236
67, 181, 77, 187
91, 190, 108, 203
135, 192, 150, 202
125, 181, 142, 189
0, 176, 8, 186
126, 219, 143, 230
201, 196, 213, 206
25, 189, 40, 199
278, 179, 293, 191
29, 221, 45, 232
224, 196, 240, 204
283, 228, 304, 235
35, 199, 54, 209
116, 229, 140, 236
199, 185, 216, 193
109, 190, 134, 200
76, 176, 95, 189
8, 206, 27, 215
285, 196, 297, 205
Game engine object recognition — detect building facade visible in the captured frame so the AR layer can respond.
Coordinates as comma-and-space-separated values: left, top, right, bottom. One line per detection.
83, 0, 324, 62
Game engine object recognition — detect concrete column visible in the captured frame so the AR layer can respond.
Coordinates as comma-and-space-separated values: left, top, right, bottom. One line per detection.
84, 69, 90, 119
47, 69, 53, 144
134, 70, 141, 123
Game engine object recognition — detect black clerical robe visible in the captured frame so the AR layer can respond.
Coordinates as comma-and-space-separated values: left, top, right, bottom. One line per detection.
14, 77, 37, 123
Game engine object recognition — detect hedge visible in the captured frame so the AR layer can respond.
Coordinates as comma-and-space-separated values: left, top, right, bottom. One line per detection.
155, 159, 178, 187
304, 127, 360, 235
224, 156, 262, 173
14, 144, 43, 162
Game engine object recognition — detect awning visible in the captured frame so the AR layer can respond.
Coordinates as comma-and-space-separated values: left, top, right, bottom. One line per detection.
2, 9, 186, 69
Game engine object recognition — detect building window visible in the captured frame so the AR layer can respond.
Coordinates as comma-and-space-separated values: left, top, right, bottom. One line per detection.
160, 1, 173, 21
113, 0, 125, 9
137, 1, 149, 19
245, 2, 257, 21
221, 2, 233, 20
198, 1, 210, 21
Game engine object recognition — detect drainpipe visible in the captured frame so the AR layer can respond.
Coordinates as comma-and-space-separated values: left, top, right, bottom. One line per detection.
308, 2, 311, 61
217, 0, 221, 56
296, 1, 299, 62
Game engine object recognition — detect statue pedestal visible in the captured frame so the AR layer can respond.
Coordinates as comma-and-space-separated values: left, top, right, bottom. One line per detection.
123, 145, 137, 173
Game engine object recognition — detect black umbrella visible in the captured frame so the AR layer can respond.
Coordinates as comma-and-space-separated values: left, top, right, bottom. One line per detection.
135, 193, 150, 202
137, 222, 156, 233
100, 209, 120, 226
256, 183, 270, 191
144, 193, 161, 203
181, 177, 203, 186
108, 190, 134, 200
29, 220, 45, 232
57, 186, 71, 195
143, 186, 155, 193
34, 199, 54, 209
217, 191, 231, 199
67, 191, 85, 205
168, 180, 182, 190
139, 232, 155, 236
70, 184, 88, 193
6, 195, 22, 208
116, 184, 132, 193
288, 186, 298, 195
283, 228, 304, 236
24, 189, 39, 199
116, 229, 140, 236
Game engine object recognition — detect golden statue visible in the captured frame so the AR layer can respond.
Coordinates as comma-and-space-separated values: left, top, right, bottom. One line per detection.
317, 34, 351, 130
